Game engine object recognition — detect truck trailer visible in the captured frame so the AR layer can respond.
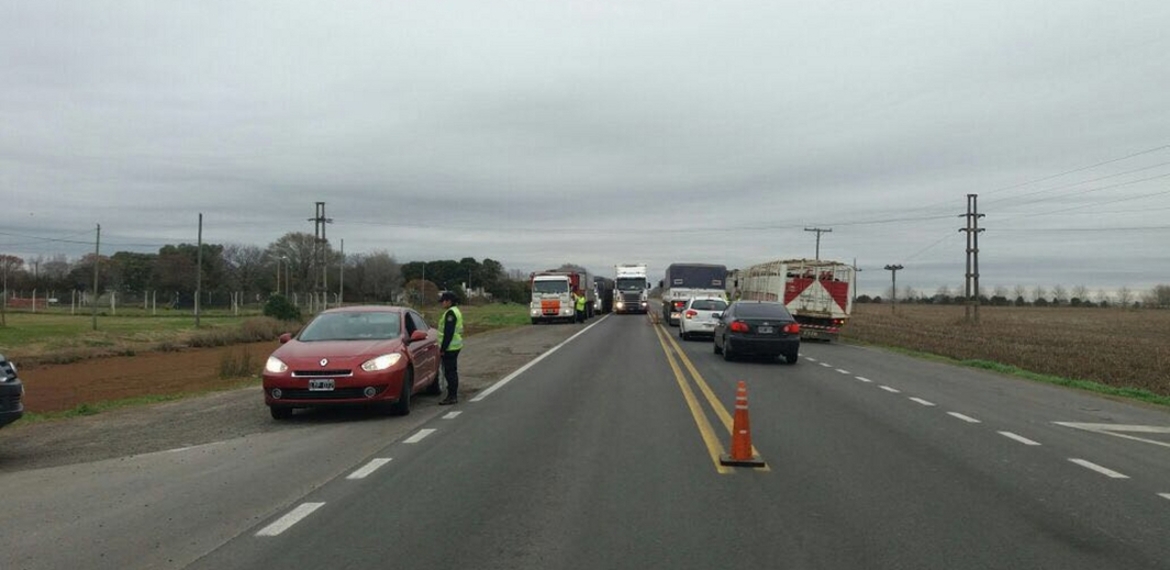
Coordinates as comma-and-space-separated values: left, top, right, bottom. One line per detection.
660, 263, 728, 326
738, 259, 855, 341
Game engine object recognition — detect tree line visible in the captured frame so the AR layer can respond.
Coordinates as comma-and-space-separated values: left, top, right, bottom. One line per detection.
859, 283, 1170, 309
0, 232, 533, 308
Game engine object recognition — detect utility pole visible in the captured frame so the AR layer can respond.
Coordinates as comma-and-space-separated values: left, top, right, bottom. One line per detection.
339, 238, 345, 305
804, 227, 832, 261
195, 213, 203, 327
884, 264, 903, 313
959, 194, 986, 323
852, 258, 862, 305
308, 202, 333, 311
92, 224, 101, 330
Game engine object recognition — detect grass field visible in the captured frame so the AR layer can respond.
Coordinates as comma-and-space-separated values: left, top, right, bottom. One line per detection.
844, 303, 1170, 402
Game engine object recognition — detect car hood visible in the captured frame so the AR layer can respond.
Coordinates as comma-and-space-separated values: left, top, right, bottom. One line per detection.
272, 339, 405, 368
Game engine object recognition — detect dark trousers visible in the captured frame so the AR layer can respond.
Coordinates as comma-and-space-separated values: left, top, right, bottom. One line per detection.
441, 350, 460, 398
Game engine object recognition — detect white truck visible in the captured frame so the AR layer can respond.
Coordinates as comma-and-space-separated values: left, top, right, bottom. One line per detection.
613, 264, 650, 314
659, 263, 728, 326
738, 258, 855, 342
529, 270, 594, 324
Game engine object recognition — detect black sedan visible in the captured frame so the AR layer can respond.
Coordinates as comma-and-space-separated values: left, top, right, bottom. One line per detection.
713, 301, 801, 364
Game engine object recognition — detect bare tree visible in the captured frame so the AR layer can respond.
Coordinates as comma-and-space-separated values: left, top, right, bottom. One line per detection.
1145, 284, 1170, 308
1052, 284, 1068, 306
1117, 286, 1133, 307
1013, 284, 1027, 302
934, 284, 952, 304
1031, 285, 1048, 303
1071, 285, 1089, 303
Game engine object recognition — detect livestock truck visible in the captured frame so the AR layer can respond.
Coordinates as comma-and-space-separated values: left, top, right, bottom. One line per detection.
529, 270, 595, 324
613, 264, 650, 314
738, 258, 855, 342
660, 263, 728, 326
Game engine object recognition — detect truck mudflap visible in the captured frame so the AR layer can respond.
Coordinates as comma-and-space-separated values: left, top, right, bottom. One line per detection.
798, 324, 840, 342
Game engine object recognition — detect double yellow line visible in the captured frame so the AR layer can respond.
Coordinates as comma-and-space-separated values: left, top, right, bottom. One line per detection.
651, 320, 769, 475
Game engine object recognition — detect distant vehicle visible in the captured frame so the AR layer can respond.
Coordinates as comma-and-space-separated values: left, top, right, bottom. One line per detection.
613, 263, 650, 314
262, 306, 441, 420
660, 263, 727, 326
678, 296, 728, 340
593, 276, 614, 315
737, 259, 855, 342
0, 353, 24, 429
713, 301, 801, 364
529, 270, 595, 324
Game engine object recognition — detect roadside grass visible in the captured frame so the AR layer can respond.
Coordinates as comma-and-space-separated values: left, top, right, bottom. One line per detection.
844, 304, 1170, 404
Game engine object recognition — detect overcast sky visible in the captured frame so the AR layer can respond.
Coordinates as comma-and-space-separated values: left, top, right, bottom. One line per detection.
3, 0, 1168, 296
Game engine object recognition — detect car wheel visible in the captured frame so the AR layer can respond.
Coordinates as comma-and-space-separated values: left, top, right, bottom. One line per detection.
270, 406, 293, 420
389, 367, 413, 416
714, 336, 723, 354
785, 352, 798, 365
722, 339, 735, 362
424, 367, 443, 395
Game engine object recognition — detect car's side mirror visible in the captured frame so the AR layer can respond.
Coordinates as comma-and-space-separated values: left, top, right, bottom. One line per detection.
712, 312, 722, 319
408, 330, 428, 343
279, 333, 292, 344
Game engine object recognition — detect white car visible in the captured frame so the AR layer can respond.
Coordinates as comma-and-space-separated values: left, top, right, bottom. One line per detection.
678, 297, 729, 340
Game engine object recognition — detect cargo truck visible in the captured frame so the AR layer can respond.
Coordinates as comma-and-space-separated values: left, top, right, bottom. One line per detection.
738, 258, 855, 341
659, 263, 727, 326
529, 270, 595, 324
593, 276, 614, 314
613, 264, 650, 314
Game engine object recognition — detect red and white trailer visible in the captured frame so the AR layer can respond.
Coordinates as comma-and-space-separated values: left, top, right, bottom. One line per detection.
738, 259, 855, 342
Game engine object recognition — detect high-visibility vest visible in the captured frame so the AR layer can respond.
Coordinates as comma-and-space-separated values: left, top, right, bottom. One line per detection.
439, 306, 464, 351
575, 294, 587, 311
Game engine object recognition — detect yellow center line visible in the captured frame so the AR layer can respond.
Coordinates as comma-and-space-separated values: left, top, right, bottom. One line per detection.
658, 323, 771, 472
651, 321, 734, 475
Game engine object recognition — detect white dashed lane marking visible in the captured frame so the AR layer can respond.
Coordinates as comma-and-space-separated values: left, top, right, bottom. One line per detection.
855, 376, 873, 383
442, 411, 462, 419
347, 458, 392, 480
1159, 493, 1170, 501
403, 429, 436, 444
806, 357, 817, 362
256, 503, 325, 537
879, 386, 901, 394
1069, 458, 1129, 479
947, 412, 981, 423
836, 369, 851, 375
819, 362, 833, 368
909, 397, 936, 407
999, 431, 1041, 446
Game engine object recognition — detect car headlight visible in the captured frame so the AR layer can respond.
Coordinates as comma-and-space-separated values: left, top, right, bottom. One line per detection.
361, 353, 403, 372
265, 356, 288, 374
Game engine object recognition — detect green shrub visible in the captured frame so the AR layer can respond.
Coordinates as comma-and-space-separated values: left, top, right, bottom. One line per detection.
263, 294, 302, 322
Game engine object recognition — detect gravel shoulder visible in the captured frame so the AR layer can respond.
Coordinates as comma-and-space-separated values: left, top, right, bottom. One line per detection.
0, 323, 584, 473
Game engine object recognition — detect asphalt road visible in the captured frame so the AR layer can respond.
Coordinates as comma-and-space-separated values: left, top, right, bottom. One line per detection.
6, 312, 1170, 569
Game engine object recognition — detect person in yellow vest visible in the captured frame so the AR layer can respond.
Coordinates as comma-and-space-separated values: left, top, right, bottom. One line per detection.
437, 291, 464, 405
574, 290, 587, 323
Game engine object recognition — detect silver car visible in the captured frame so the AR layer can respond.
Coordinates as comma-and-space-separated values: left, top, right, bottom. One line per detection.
678, 297, 728, 340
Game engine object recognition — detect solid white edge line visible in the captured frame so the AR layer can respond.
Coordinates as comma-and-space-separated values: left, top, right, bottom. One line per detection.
879, 385, 901, 393
403, 428, 436, 444
998, 431, 1041, 446
442, 411, 462, 419
347, 458, 392, 480
256, 502, 325, 537
947, 412, 981, 423
855, 376, 873, 383
836, 369, 851, 375
1069, 458, 1129, 479
909, 397, 936, 407
470, 315, 609, 402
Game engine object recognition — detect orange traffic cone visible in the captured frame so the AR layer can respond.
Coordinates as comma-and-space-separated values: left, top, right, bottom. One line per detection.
720, 381, 766, 467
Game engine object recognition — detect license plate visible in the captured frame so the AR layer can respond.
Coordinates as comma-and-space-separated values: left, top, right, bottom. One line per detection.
757, 326, 774, 334
309, 379, 335, 391
671, 312, 681, 320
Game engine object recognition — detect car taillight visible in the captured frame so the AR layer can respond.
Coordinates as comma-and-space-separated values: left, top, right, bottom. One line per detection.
729, 321, 750, 333
684, 310, 698, 319
673, 301, 686, 309
784, 323, 801, 334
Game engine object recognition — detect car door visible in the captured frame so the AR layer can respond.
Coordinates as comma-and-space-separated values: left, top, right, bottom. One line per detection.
405, 311, 438, 388
713, 303, 732, 349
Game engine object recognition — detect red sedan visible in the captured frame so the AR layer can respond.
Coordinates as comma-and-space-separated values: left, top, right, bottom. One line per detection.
263, 306, 441, 420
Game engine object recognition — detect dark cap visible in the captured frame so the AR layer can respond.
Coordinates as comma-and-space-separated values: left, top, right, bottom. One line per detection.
438, 291, 458, 303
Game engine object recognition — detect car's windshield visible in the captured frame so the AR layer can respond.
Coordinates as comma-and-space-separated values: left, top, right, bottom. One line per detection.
533, 280, 569, 294
299, 312, 401, 341
616, 278, 645, 291
690, 299, 727, 311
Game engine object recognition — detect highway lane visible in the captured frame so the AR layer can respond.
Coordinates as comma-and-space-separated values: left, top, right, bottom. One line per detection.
185, 314, 1169, 569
